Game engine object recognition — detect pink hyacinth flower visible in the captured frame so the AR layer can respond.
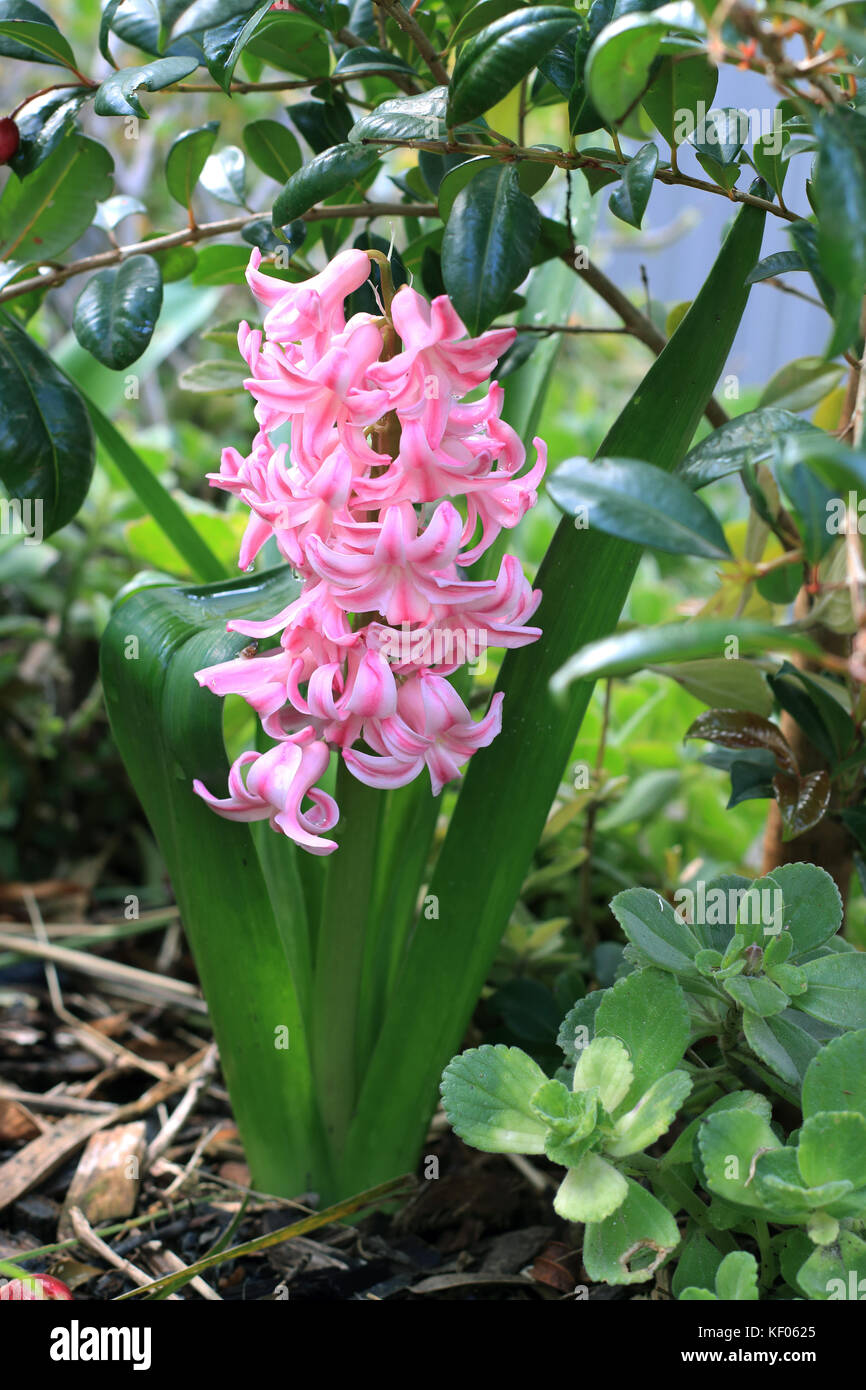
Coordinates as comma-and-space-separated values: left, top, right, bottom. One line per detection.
344, 672, 504, 794
193, 731, 339, 854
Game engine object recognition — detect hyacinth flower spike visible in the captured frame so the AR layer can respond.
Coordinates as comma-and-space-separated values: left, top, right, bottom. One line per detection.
194, 247, 548, 854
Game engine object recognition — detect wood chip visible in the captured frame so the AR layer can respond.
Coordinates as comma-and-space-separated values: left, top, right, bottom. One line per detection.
59, 1123, 147, 1238
0, 1098, 44, 1143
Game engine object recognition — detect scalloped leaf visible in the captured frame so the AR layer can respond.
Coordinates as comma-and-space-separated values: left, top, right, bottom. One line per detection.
440, 1044, 549, 1154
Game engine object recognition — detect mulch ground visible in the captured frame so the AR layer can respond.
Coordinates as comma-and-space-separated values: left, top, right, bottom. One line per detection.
0, 886, 646, 1302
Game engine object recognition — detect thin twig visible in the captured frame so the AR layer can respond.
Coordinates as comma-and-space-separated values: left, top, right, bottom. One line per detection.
68, 1206, 183, 1299
0, 928, 205, 1011
373, 0, 450, 85
0, 204, 437, 305
355, 134, 801, 222
146, 1045, 220, 1168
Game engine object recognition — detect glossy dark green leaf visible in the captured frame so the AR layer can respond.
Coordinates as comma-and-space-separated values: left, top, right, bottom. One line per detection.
608, 140, 658, 228
72, 254, 163, 370
788, 218, 835, 313
642, 52, 717, 148
0, 134, 114, 289
0, 0, 60, 63
437, 153, 553, 221
548, 453, 729, 557
568, 0, 612, 136
551, 619, 818, 694
342, 202, 767, 1192
689, 106, 747, 165
94, 57, 200, 117
745, 250, 805, 285
332, 44, 418, 78
272, 142, 380, 226
171, 0, 263, 40
585, 6, 702, 126
165, 121, 220, 209
675, 408, 820, 489
449, 0, 529, 49
201, 145, 247, 206
759, 355, 844, 412
244, 11, 330, 78
768, 663, 855, 765
774, 458, 837, 563
199, 0, 272, 90
243, 118, 301, 181
0, 15, 76, 67
289, 96, 353, 154
7, 85, 91, 178
349, 87, 448, 143
447, 7, 577, 127
0, 311, 94, 535
441, 163, 539, 334
813, 109, 866, 355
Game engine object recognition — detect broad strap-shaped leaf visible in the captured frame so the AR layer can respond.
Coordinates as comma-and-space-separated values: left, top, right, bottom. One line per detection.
100, 567, 329, 1196
0, 311, 94, 535
582, 1176, 681, 1284
342, 199, 767, 1193
551, 619, 817, 694
548, 454, 730, 558
441, 163, 540, 334
440, 1044, 549, 1153
73, 254, 163, 370
447, 7, 578, 128
272, 142, 380, 226
813, 108, 866, 356
744, 1003, 828, 1086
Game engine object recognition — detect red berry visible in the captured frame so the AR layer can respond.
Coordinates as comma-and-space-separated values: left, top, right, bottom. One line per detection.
0, 1274, 73, 1300
0, 117, 20, 164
